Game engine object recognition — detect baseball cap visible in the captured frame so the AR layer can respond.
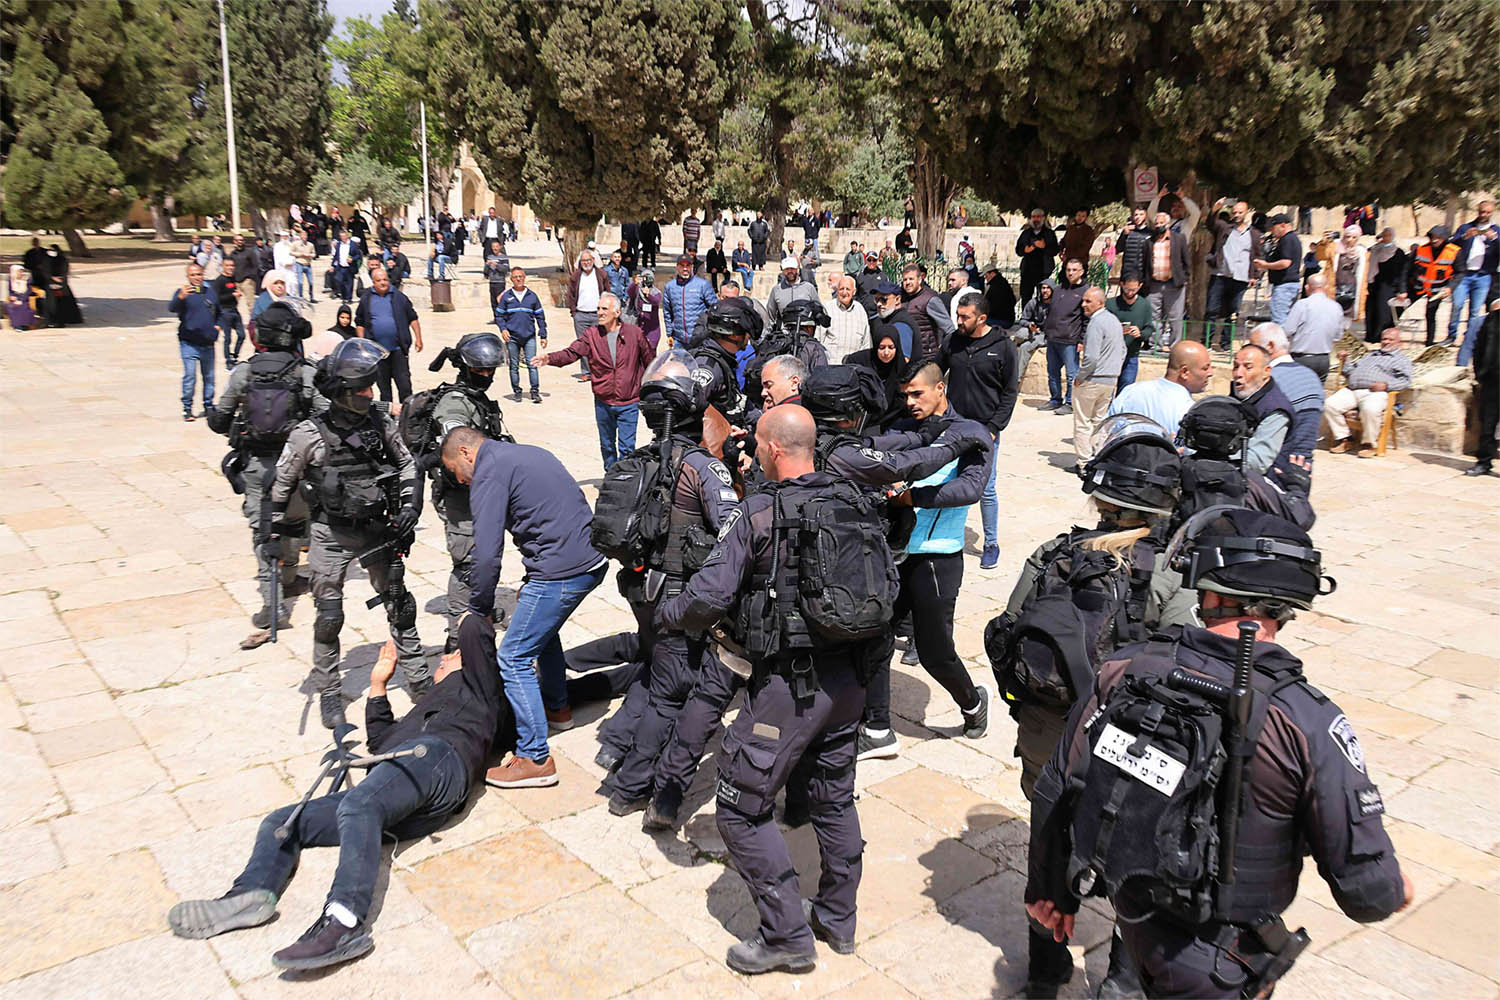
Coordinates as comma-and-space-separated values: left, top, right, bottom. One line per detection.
780, 256, 799, 269
865, 251, 878, 261
874, 279, 901, 296
1267, 213, 1291, 226
676, 253, 694, 264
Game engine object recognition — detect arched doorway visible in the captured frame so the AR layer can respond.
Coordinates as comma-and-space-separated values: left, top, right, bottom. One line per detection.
462, 172, 480, 216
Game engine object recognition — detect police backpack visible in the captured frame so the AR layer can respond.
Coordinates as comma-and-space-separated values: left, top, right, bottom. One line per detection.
986, 530, 1155, 712
1060, 636, 1303, 926
240, 355, 309, 453
399, 384, 510, 471
590, 446, 675, 568
1175, 458, 1248, 527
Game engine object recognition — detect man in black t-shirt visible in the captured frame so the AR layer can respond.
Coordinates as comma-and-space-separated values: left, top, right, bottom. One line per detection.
1256, 213, 1302, 325
213, 257, 247, 368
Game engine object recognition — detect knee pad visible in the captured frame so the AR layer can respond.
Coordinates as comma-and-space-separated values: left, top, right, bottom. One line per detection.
313, 602, 344, 644
387, 589, 417, 631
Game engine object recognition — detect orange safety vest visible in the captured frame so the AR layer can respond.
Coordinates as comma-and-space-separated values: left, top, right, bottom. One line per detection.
1412, 241, 1459, 296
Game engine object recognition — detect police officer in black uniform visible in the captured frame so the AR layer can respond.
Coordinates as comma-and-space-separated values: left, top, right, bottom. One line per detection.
1025, 508, 1412, 999
208, 302, 321, 648
268, 339, 428, 729
690, 298, 759, 429
604, 352, 741, 815
418, 332, 511, 652
658, 404, 894, 975
643, 366, 985, 832
1176, 397, 1316, 532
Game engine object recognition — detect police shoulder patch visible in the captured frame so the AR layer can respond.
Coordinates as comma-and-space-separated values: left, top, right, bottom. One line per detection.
1355, 785, 1384, 817
860, 447, 887, 463
691, 368, 715, 386
707, 460, 733, 486
717, 507, 743, 540
1328, 714, 1366, 774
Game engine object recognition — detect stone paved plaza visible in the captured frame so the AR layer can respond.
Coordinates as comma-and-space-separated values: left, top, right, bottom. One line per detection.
1, 246, 1497, 999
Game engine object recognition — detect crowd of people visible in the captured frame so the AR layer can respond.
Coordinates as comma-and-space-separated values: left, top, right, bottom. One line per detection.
7, 236, 82, 330
150, 192, 1481, 994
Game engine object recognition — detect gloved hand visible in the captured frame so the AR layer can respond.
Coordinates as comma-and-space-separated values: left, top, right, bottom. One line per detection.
392, 505, 420, 538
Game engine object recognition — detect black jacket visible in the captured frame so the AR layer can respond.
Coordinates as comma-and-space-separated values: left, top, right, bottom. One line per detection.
1115, 226, 1153, 282
639, 219, 661, 251
941, 325, 1020, 437
365, 613, 509, 786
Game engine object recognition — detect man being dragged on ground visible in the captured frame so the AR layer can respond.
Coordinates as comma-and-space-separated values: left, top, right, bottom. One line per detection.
167, 615, 509, 972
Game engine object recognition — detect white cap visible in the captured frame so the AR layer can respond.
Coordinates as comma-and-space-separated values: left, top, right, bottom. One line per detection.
587, 239, 598, 249
780, 256, 799, 269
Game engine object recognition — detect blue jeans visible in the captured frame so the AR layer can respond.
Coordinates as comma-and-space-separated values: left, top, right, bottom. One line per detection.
179, 340, 215, 414
1117, 354, 1140, 392
1451, 272, 1491, 364
230, 735, 467, 922
1269, 281, 1299, 325
979, 433, 999, 548
594, 400, 638, 470
332, 266, 353, 301
507, 335, 539, 392
1046, 342, 1079, 405
426, 255, 452, 280
219, 311, 246, 360
499, 566, 607, 761
736, 265, 753, 291
294, 263, 314, 299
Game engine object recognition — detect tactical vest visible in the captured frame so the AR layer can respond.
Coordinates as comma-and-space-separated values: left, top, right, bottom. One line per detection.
692, 343, 746, 423
656, 444, 721, 581
1065, 635, 1312, 928
309, 411, 400, 527
814, 434, 916, 558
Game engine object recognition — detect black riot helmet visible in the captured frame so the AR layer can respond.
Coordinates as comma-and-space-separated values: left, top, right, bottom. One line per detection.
316, 337, 387, 412
705, 298, 761, 347
1176, 396, 1253, 461
802, 365, 886, 434
426, 331, 504, 392
1164, 505, 1335, 620
1081, 415, 1183, 516
255, 301, 312, 352
639, 349, 709, 436
780, 299, 829, 335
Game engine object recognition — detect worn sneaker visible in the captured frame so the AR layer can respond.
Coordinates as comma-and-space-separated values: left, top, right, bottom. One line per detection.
168, 889, 277, 939
856, 727, 900, 761
726, 934, 816, 975
183, 412, 196, 422
901, 645, 921, 666
1329, 438, 1353, 455
546, 705, 575, 731
508, 391, 524, 402
608, 791, 649, 816
1054, 403, 1072, 415
319, 690, 345, 730
980, 544, 1000, 570
485, 754, 559, 788
594, 747, 623, 772
531, 390, 543, 404
271, 911, 374, 971
802, 898, 856, 955
962, 686, 990, 740
1038, 400, 1061, 411
1464, 462, 1493, 477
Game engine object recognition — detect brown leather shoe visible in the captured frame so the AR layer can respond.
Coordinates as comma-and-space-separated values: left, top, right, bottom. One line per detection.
1357, 445, 1377, 459
1328, 438, 1353, 454
485, 754, 558, 788
546, 705, 575, 731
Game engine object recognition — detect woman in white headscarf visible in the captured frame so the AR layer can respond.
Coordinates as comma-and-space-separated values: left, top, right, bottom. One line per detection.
6, 264, 37, 330
1330, 224, 1367, 321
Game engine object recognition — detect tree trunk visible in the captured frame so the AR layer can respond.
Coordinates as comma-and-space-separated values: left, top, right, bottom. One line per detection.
1187, 183, 1215, 327
62, 228, 92, 257
1444, 193, 1459, 231
560, 227, 589, 274
262, 206, 289, 238
764, 192, 787, 264
250, 206, 269, 239
911, 137, 954, 259
150, 200, 176, 242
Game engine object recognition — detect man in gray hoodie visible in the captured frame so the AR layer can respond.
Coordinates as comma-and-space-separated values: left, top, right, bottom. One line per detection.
1073, 286, 1124, 467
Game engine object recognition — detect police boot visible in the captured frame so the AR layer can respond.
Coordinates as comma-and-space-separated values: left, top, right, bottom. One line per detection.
1025, 925, 1074, 999
251, 604, 288, 630
319, 691, 346, 731
725, 934, 816, 976
406, 673, 433, 703
642, 782, 684, 831
1095, 930, 1143, 1000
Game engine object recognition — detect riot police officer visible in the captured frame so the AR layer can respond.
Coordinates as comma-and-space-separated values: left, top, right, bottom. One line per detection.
690, 298, 759, 428
743, 299, 830, 392
986, 415, 1184, 997
267, 338, 428, 729
601, 352, 741, 815
657, 405, 896, 975
644, 366, 982, 832
1025, 507, 1412, 999
414, 332, 511, 652
207, 301, 321, 647
1176, 396, 1316, 531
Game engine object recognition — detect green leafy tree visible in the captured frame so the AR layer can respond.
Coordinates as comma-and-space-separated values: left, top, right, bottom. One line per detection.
222, 0, 333, 232
426, 0, 742, 263
310, 150, 418, 213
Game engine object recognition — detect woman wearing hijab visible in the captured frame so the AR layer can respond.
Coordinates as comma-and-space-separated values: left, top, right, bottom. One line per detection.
846, 326, 908, 430
249, 269, 299, 347
7, 265, 37, 330
304, 305, 353, 361
44, 245, 83, 326
1329, 224, 1367, 321
1364, 227, 1408, 343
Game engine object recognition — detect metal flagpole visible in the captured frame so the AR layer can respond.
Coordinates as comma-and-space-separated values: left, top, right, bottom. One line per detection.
217, 0, 241, 234
421, 100, 431, 262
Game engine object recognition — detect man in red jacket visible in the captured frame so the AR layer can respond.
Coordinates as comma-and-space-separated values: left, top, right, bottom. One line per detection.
540, 292, 657, 470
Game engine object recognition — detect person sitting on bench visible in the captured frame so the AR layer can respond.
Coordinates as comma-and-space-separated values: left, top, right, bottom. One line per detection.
167, 612, 510, 972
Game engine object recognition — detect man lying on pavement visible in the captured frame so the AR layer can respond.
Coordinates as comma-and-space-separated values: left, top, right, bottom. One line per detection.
167, 613, 509, 972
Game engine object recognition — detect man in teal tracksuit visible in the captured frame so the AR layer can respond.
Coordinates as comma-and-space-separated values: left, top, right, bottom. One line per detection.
856, 360, 993, 760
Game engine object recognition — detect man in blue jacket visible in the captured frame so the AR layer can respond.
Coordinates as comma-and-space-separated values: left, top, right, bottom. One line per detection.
661, 253, 717, 347
354, 268, 423, 403
495, 265, 548, 403
169, 261, 220, 422
858, 360, 993, 760
441, 427, 608, 789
